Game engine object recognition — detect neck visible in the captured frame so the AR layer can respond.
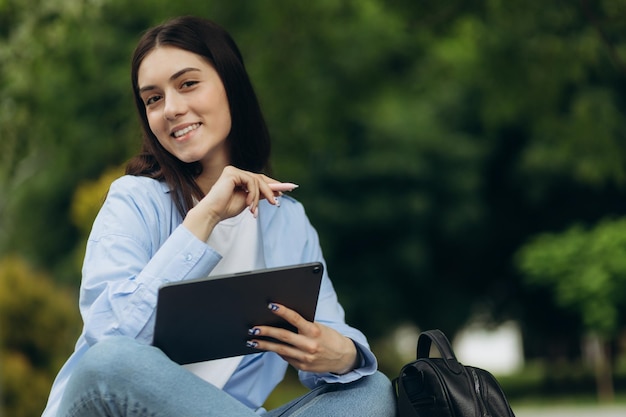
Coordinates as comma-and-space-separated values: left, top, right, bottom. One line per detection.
196, 157, 230, 195
195, 172, 220, 195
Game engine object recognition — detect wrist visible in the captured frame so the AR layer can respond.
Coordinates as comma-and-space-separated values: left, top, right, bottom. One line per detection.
332, 338, 362, 375
183, 205, 221, 241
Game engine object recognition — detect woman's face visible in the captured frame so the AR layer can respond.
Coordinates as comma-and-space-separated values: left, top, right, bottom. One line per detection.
138, 46, 232, 171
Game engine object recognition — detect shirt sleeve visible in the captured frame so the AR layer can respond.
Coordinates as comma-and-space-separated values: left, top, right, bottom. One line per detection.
80, 176, 221, 346
264, 198, 378, 387
298, 262, 378, 386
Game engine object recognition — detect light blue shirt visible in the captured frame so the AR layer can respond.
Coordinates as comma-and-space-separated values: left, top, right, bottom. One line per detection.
42, 175, 377, 416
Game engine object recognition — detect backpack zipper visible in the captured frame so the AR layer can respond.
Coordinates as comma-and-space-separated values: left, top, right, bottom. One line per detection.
470, 368, 490, 417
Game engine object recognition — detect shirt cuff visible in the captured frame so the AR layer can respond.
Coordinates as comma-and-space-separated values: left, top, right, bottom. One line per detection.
300, 340, 377, 386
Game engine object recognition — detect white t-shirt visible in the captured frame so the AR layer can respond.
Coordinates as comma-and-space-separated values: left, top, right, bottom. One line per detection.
182, 208, 265, 388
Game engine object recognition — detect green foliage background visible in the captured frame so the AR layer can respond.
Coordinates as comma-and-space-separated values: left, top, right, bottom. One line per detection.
1, 0, 626, 415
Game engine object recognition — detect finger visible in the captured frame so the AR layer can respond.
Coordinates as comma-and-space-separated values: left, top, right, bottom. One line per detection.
246, 337, 319, 372
220, 166, 255, 197
267, 183, 299, 192
266, 303, 318, 336
256, 174, 280, 197
249, 324, 311, 349
246, 333, 312, 359
239, 174, 278, 211
257, 180, 280, 207
231, 172, 260, 216
248, 328, 303, 349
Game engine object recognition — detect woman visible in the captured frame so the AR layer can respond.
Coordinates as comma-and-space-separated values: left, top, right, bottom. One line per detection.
42, 16, 396, 417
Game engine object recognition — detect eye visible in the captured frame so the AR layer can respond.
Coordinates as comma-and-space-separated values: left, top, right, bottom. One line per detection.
145, 94, 162, 106
181, 80, 199, 89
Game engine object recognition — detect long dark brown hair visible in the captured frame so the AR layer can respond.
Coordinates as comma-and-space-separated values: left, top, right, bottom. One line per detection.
126, 16, 271, 216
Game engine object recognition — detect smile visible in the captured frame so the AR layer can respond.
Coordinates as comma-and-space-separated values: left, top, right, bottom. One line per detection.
172, 123, 201, 138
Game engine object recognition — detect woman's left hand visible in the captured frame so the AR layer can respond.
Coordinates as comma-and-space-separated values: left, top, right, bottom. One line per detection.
247, 303, 359, 375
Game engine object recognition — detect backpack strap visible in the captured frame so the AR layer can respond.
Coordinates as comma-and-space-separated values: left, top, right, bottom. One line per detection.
393, 368, 421, 417
416, 329, 463, 374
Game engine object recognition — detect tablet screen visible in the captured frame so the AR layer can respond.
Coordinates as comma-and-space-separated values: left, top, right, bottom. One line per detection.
152, 262, 324, 364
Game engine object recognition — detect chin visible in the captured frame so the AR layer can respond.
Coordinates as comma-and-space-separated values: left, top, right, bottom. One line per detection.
179, 157, 202, 164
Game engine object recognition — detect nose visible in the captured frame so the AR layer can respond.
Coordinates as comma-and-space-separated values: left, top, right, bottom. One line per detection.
163, 92, 187, 120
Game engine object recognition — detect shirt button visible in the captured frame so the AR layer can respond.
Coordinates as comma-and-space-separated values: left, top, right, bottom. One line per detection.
185, 253, 193, 261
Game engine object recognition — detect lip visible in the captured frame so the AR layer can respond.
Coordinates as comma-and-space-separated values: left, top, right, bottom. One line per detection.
170, 122, 201, 139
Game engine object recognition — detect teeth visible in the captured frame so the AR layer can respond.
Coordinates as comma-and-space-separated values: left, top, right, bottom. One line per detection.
173, 123, 200, 138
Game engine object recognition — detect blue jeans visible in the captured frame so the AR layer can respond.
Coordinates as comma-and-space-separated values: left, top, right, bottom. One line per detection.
57, 337, 396, 417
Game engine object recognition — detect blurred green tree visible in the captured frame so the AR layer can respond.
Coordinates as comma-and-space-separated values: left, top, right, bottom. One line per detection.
0, 0, 138, 284
0, 3, 625, 410
517, 218, 626, 401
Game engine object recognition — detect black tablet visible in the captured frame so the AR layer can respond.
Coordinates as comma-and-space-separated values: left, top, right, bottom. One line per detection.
152, 262, 324, 364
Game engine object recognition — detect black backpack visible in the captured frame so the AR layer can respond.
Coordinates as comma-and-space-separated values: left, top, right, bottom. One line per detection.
393, 329, 516, 417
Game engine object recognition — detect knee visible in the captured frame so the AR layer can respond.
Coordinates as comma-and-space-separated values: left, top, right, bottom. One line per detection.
71, 337, 158, 387
368, 370, 393, 389
357, 371, 397, 416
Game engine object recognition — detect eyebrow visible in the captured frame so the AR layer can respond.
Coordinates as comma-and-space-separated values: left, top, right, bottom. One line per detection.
138, 67, 201, 94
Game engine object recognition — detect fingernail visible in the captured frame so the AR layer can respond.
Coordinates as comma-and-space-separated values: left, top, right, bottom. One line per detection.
246, 340, 258, 348
268, 303, 279, 311
248, 327, 260, 336
274, 197, 281, 207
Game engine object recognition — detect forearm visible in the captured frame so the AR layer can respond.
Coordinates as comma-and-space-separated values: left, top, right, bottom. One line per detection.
81, 225, 221, 345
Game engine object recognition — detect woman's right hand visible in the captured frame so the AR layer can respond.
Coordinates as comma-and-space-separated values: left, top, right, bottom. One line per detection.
182, 166, 279, 241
